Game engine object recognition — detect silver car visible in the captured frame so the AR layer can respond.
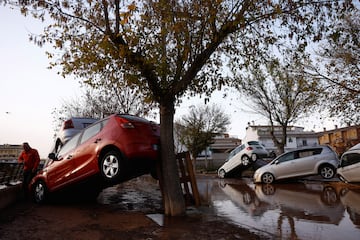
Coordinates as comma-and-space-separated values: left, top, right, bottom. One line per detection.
337, 143, 360, 183
53, 117, 98, 153
218, 141, 269, 178
253, 145, 338, 184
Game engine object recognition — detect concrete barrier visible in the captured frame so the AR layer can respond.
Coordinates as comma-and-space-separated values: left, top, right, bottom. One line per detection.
0, 184, 23, 209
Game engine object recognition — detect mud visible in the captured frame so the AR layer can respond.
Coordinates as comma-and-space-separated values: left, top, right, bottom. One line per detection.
0, 175, 265, 240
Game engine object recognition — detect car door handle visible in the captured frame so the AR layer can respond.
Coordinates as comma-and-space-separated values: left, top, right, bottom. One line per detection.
67, 155, 73, 159
94, 138, 101, 143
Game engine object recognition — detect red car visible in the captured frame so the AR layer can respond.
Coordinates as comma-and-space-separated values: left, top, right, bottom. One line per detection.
30, 114, 160, 203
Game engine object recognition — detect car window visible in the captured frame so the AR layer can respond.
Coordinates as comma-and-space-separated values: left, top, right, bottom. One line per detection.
227, 144, 244, 160
341, 153, 360, 167
248, 141, 260, 146
80, 122, 102, 144
298, 150, 313, 158
298, 148, 322, 158
277, 151, 296, 163
58, 133, 81, 157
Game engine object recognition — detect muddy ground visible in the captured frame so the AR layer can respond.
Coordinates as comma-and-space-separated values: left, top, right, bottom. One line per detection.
0, 175, 266, 240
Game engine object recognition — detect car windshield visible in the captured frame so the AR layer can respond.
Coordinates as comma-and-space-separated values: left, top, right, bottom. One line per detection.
58, 133, 81, 157
118, 114, 149, 123
340, 153, 360, 167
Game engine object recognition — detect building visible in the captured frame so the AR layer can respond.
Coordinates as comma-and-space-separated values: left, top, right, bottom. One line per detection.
0, 144, 22, 162
195, 134, 241, 170
243, 124, 319, 155
318, 125, 360, 155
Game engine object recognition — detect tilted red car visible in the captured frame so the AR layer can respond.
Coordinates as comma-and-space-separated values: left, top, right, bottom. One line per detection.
30, 114, 160, 203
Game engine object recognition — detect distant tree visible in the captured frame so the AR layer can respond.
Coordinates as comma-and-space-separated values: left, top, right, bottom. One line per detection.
173, 122, 187, 154
306, 9, 360, 125
52, 83, 157, 135
235, 59, 322, 154
3, 0, 353, 216
176, 104, 230, 169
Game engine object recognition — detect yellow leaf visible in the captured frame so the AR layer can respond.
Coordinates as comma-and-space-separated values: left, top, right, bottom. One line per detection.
128, 3, 136, 11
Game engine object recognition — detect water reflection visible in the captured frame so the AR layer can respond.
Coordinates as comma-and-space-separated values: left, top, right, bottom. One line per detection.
340, 188, 360, 227
254, 183, 344, 224
198, 176, 360, 240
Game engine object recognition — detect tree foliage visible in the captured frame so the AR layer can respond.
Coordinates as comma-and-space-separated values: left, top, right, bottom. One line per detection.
306, 9, 360, 125
175, 104, 230, 161
236, 59, 322, 153
2, 0, 354, 216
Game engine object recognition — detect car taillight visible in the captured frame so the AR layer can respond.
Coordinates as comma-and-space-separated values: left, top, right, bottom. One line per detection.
246, 146, 253, 151
63, 119, 74, 129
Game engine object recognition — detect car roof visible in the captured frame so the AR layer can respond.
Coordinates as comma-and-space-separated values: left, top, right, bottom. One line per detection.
348, 143, 360, 151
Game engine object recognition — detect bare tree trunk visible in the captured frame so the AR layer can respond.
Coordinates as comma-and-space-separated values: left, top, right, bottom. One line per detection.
159, 101, 186, 216
269, 121, 286, 154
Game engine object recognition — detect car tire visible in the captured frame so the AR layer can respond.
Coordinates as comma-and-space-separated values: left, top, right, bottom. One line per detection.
150, 166, 159, 180
241, 155, 250, 166
251, 153, 258, 161
218, 169, 226, 179
33, 180, 48, 204
261, 184, 275, 195
319, 165, 335, 179
261, 172, 274, 184
321, 186, 339, 206
100, 150, 123, 183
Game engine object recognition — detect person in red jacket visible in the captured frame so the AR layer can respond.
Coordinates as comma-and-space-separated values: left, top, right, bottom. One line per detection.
18, 142, 40, 195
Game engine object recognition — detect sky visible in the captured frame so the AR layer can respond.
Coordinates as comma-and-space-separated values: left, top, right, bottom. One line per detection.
0, 6, 340, 158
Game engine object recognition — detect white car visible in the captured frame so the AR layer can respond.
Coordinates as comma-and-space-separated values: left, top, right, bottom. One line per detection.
53, 117, 98, 153
218, 141, 269, 178
337, 143, 360, 183
253, 145, 338, 184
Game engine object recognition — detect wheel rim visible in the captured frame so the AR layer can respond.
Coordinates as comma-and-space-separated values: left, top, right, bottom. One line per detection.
262, 173, 274, 184
321, 167, 334, 179
35, 182, 45, 202
241, 156, 250, 166
251, 154, 257, 161
322, 187, 338, 205
262, 184, 275, 195
102, 154, 119, 178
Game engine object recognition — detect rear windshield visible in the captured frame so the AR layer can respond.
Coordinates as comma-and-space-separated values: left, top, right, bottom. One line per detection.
248, 141, 260, 145
117, 114, 149, 123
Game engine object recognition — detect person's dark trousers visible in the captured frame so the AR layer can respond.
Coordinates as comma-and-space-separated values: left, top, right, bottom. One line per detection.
22, 170, 34, 197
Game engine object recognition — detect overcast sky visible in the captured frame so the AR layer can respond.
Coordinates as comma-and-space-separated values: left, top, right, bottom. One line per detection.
0, 6, 339, 158
0, 7, 83, 157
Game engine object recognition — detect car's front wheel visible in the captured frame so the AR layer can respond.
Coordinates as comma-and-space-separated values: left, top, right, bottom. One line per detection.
319, 165, 335, 179
251, 153, 258, 161
218, 169, 226, 179
33, 180, 47, 204
261, 172, 275, 184
100, 150, 123, 183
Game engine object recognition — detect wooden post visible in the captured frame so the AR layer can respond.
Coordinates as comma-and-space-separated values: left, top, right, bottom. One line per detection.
176, 152, 201, 206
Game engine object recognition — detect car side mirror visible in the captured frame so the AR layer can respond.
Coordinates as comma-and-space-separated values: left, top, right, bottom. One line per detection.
48, 153, 58, 160
274, 160, 279, 165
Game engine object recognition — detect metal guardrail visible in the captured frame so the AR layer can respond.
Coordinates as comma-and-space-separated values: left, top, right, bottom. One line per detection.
0, 161, 23, 189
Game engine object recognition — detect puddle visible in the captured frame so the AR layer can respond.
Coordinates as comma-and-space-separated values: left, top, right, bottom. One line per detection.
96, 174, 360, 239
202, 176, 360, 240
